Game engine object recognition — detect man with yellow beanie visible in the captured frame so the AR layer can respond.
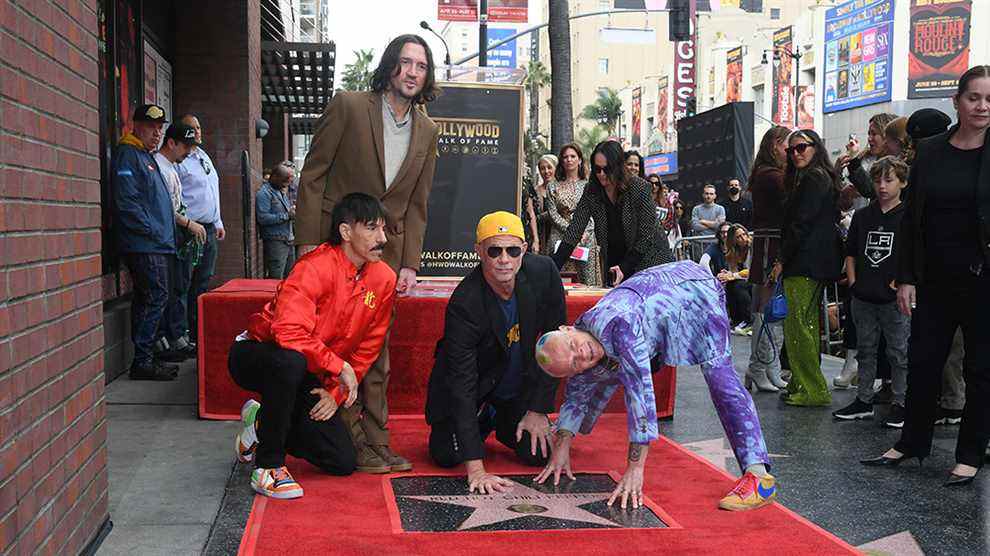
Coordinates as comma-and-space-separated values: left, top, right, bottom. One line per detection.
425, 211, 567, 494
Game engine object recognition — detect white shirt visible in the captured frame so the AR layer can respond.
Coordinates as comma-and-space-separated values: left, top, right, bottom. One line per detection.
177, 147, 223, 228
154, 152, 182, 212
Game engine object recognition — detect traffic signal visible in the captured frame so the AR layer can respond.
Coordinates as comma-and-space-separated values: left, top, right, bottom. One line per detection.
669, 0, 691, 42
686, 96, 697, 118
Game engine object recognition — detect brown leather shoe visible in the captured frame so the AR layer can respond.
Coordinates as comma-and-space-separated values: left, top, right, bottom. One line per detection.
355, 444, 391, 474
372, 445, 413, 472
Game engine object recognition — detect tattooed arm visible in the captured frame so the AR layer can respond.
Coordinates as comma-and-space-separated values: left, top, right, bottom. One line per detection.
627, 442, 650, 465
608, 442, 650, 509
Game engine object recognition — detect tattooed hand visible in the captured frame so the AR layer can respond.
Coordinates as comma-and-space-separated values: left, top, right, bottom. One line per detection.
607, 443, 649, 509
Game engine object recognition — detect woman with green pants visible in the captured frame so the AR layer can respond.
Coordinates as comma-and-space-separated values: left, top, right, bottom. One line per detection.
773, 129, 843, 407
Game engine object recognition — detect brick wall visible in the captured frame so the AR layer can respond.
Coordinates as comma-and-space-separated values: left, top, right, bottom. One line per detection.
173, 0, 264, 285
0, 0, 109, 554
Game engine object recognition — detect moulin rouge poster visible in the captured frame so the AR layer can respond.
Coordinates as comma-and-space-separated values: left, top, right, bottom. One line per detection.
909, 0, 972, 98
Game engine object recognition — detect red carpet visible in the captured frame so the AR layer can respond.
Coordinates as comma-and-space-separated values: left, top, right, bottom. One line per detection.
198, 280, 676, 421
236, 415, 856, 555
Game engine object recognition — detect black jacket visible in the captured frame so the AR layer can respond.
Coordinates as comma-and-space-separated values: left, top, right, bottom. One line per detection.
552, 176, 674, 280
847, 201, 905, 304
897, 124, 990, 285
781, 168, 843, 281
425, 254, 566, 461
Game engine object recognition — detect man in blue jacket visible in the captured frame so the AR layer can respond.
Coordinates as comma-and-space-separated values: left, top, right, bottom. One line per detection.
256, 163, 297, 279
113, 104, 178, 381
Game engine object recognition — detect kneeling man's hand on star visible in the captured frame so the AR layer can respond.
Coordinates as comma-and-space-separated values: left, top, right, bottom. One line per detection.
535, 430, 575, 486
516, 411, 552, 458
466, 461, 514, 494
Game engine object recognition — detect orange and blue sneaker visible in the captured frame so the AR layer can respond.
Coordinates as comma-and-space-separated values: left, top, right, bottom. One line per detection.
718, 472, 777, 511
235, 399, 261, 463
251, 466, 303, 499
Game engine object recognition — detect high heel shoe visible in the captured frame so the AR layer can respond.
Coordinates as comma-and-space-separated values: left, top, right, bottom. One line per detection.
745, 371, 779, 393
944, 468, 980, 487
860, 453, 925, 467
767, 370, 788, 389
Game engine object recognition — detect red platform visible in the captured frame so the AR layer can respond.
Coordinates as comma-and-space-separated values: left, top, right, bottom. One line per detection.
197, 279, 676, 420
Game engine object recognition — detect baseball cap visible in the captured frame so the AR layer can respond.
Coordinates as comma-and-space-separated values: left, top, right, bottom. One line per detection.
134, 104, 168, 123
476, 211, 525, 244
906, 108, 952, 141
165, 123, 198, 145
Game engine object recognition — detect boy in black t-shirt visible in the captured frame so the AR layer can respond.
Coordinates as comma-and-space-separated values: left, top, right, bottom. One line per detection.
833, 157, 910, 428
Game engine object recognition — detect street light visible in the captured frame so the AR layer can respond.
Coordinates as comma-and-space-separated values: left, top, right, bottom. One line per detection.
762, 45, 802, 128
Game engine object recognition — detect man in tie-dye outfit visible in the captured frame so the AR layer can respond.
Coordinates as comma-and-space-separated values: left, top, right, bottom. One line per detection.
534, 261, 777, 511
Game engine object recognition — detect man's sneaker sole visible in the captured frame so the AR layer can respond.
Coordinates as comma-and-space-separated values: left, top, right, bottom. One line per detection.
236, 433, 256, 463
935, 417, 962, 425
356, 463, 392, 474
883, 420, 904, 429
251, 480, 303, 499
236, 399, 261, 463
833, 411, 874, 421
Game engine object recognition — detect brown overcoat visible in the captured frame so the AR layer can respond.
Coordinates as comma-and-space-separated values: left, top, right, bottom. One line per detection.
294, 90, 439, 271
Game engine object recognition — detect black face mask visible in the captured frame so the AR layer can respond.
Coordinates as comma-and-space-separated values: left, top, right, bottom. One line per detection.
728, 187, 741, 194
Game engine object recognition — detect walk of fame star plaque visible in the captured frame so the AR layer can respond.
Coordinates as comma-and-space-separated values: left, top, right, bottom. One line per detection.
385, 473, 671, 532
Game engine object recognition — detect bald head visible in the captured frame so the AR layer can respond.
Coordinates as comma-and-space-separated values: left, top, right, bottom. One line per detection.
535, 326, 606, 378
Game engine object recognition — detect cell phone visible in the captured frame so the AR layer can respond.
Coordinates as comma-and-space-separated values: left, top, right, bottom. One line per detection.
848, 133, 857, 142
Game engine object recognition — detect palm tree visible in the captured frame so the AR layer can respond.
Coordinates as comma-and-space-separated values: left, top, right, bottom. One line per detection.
341, 49, 374, 91
576, 125, 609, 160
523, 60, 552, 174
580, 88, 623, 135
548, 0, 574, 153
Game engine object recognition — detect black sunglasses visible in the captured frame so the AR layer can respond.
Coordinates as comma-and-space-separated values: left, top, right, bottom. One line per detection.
486, 245, 523, 259
786, 143, 813, 155
592, 164, 609, 175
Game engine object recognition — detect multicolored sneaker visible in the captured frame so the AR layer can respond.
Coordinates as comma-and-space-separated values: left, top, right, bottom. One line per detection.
718, 472, 777, 511
235, 399, 261, 463
251, 467, 303, 499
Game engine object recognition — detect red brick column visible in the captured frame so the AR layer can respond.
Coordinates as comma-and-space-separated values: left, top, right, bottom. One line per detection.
173, 0, 264, 283
0, 0, 109, 553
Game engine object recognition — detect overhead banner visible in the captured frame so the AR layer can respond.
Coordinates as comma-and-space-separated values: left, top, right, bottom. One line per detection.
771, 26, 793, 126
909, 0, 972, 98
487, 28, 517, 68
726, 46, 743, 103
438, 0, 478, 21
823, 0, 894, 113
489, 0, 528, 23
672, 0, 697, 120
658, 76, 670, 142
631, 87, 642, 147
421, 83, 523, 277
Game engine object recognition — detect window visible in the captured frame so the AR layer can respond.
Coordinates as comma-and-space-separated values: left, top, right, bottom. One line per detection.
599, 0, 611, 10
598, 58, 609, 75
770, 8, 780, 20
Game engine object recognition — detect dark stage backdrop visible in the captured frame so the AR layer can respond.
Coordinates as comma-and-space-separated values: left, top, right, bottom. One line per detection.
420, 83, 524, 277
674, 102, 754, 205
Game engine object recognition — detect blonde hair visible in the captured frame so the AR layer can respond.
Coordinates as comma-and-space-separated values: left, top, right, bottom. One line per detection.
538, 154, 558, 168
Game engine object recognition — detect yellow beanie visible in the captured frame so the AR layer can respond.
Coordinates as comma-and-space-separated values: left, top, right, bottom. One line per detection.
476, 211, 525, 243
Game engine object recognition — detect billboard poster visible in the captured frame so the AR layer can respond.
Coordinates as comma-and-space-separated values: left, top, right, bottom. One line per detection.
823, 0, 894, 113
725, 46, 743, 103
797, 85, 815, 129
422, 83, 523, 276
658, 76, 670, 141
644, 152, 678, 176
909, 0, 972, 98
771, 26, 793, 126
672, 0, 697, 120
631, 87, 642, 147
489, 0, 528, 23
487, 28, 517, 68
438, 0, 478, 21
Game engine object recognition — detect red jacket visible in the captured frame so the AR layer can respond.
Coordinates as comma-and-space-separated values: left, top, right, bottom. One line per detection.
247, 244, 397, 405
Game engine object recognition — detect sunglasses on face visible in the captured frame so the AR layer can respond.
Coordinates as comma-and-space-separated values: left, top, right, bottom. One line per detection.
592, 165, 609, 175
786, 143, 813, 156
486, 245, 523, 259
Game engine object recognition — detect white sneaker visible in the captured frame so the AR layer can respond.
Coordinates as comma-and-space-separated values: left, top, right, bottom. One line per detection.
236, 399, 261, 463
251, 467, 303, 499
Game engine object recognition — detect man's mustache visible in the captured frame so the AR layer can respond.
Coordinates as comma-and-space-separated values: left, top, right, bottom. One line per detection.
371, 242, 386, 252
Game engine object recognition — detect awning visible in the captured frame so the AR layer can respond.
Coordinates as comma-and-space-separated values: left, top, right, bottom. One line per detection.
261, 40, 336, 116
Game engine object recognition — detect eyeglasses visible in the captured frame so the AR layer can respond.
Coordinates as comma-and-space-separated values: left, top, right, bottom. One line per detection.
786, 143, 813, 156
592, 165, 609, 175
486, 245, 523, 259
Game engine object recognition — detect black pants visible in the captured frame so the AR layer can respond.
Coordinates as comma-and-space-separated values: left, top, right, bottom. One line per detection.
429, 398, 550, 468
725, 280, 752, 326
895, 274, 990, 467
228, 340, 356, 474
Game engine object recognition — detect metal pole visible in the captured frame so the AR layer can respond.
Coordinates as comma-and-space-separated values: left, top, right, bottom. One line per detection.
794, 51, 800, 128
241, 150, 252, 278
479, 0, 488, 67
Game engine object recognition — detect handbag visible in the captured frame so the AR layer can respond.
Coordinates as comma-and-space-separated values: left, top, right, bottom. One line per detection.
764, 279, 788, 323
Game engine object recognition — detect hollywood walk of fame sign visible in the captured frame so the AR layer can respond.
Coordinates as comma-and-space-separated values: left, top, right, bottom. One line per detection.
386, 473, 672, 533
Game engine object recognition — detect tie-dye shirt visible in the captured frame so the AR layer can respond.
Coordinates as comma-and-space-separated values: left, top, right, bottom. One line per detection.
557, 261, 732, 444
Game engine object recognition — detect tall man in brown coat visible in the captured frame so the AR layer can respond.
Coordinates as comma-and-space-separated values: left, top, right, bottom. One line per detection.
294, 34, 440, 473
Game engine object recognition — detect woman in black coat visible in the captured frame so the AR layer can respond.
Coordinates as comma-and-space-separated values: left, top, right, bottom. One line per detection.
775, 129, 843, 407
862, 65, 990, 485
551, 141, 675, 286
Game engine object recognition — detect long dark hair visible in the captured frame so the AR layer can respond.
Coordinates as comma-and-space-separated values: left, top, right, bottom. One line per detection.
784, 129, 840, 196
625, 150, 646, 179
370, 34, 440, 104
554, 143, 587, 181
589, 140, 629, 192
749, 126, 790, 183
726, 223, 750, 269
955, 65, 990, 98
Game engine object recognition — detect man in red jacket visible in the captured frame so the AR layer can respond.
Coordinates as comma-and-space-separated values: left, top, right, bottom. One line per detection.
227, 193, 397, 499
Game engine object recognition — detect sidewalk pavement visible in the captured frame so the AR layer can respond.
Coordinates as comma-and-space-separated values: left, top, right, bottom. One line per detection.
98, 360, 239, 556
